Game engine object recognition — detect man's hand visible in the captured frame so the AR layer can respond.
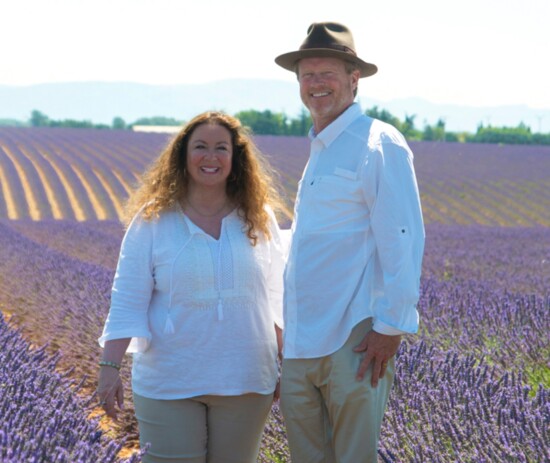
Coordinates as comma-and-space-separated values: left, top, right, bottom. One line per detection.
354, 331, 401, 387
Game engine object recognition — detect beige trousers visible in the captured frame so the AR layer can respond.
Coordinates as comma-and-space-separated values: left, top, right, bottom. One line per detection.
280, 318, 395, 463
133, 392, 273, 463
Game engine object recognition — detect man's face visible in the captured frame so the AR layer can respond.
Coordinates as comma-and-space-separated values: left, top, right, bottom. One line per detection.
298, 57, 359, 132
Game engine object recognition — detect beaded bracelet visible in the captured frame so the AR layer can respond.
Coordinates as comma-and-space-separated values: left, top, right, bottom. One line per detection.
99, 360, 121, 371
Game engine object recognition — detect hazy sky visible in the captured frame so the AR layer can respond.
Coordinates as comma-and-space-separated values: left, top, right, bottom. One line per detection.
2, 0, 549, 108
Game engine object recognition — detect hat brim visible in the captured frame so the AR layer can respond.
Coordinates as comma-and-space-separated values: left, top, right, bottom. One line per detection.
275, 49, 378, 78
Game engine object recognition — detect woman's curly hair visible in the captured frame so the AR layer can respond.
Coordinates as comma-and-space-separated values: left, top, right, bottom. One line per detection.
123, 111, 289, 245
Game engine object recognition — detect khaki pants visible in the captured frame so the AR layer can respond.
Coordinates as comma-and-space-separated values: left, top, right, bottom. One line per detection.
133, 392, 273, 463
280, 318, 395, 463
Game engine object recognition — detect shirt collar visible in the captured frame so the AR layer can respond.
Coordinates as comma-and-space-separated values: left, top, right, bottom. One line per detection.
182, 207, 238, 238
308, 102, 363, 148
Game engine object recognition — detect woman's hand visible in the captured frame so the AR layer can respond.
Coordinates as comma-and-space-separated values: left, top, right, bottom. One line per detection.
97, 338, 131, 421
97, 365, 125, 421
273, 377, 281, 403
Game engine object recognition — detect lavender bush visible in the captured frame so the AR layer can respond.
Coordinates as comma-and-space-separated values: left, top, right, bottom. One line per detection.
380, 342, 549, 462
0, 220, 140, 450
0, 313, 143, 462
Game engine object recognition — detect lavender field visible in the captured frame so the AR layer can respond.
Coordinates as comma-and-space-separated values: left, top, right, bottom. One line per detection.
1, 127, 550, 226
0, 127, 549, 462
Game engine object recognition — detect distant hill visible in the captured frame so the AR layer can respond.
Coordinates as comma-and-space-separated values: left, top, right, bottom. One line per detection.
2, 80, 550, 133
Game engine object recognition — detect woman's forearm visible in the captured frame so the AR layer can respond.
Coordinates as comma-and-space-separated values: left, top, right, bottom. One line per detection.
101, 338, 131, 364
275, 324, 283, 360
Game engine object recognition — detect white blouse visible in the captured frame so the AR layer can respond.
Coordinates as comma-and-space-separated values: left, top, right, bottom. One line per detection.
99, 205, 285, 400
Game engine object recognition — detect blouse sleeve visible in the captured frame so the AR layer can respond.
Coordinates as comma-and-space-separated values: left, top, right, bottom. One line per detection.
98, 212, 154, 352
266, 207, 287, 329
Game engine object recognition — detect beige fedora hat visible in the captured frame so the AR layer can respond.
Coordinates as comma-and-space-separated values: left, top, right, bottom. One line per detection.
275, 22, 378, 78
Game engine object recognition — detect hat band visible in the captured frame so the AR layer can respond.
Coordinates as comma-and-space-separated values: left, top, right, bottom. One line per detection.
300, 43, 357, 56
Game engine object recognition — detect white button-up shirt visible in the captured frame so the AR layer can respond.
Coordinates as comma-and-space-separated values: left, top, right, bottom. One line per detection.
283, 103, 425, 359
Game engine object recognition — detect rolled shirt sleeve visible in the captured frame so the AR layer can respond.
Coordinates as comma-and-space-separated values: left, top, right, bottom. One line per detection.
367, 132, 425, 335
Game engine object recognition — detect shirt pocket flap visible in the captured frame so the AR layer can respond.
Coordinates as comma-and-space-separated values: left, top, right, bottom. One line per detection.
334, 167, 358, 180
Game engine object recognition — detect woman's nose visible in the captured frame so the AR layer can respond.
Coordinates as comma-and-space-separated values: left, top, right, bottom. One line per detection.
204, 149, 218, 159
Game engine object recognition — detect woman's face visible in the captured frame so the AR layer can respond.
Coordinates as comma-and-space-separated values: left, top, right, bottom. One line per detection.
186, 122, 233, 191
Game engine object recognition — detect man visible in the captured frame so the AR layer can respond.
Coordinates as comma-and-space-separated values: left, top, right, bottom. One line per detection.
275, 22, 425, 462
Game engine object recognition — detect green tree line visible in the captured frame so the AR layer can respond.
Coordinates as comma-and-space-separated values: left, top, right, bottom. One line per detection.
363, 106, 550, 145
24, 110, 185, 131
2, 109, 550, 146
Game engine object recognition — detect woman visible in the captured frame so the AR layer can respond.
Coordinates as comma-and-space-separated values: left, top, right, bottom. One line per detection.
97, 111, 287, 463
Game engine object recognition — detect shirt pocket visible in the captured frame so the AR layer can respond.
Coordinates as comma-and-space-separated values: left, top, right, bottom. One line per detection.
302, 174, 364, 231
315, 173, 361, 203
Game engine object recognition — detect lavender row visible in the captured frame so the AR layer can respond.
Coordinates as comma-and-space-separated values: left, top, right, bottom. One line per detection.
379, 341, 549, 462
419, 278, 549, 391
7, 219, 124, 269
1, 127, 549, 225
422, 224, 550, 296
0, 220, 114, 358
0, 220, 140, 452
0, 314, 143, 463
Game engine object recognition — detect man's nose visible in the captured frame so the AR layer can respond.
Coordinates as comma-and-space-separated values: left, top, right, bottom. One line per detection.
311, 73, 325, 84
